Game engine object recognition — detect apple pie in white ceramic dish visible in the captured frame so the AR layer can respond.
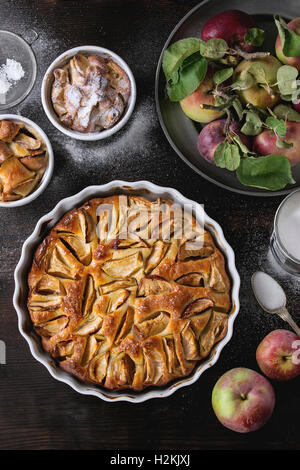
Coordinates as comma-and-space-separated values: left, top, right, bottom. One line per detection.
14, 181, 240, 402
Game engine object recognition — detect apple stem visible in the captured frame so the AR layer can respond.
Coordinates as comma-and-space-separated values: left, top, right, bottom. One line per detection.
233, 47, 271, 60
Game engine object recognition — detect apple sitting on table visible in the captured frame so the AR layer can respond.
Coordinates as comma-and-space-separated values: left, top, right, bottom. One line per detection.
256, 329, 300, 381
212, 367, 275, 433
276, 18, 300, 70
180, 67, 225, 123
197, 119, 250, 164
201, 9, 257, 53
233, 56, 281, 109
253, 121, 300, 166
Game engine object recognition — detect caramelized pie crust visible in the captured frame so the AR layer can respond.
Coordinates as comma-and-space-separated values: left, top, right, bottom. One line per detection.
27, 196, 231, 391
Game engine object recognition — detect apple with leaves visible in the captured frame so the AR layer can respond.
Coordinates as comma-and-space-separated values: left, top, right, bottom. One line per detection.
256, 330, 300, 381
201, 10, 258, 53
180, 67, 225, 123
212, 368, 275, 433
197, 119, 250, 164
233, 56, 281, 109
276, 18, 300, 70
253, 121, 300, 166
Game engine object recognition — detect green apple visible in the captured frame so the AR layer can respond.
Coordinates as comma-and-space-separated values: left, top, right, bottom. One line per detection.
233, 56, 281, 109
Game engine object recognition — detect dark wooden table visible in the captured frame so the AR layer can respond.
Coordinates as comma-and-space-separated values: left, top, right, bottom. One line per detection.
0, 0, 299, 451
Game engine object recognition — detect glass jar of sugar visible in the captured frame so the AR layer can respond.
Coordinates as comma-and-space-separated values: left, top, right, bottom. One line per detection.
270, 188, 300, 276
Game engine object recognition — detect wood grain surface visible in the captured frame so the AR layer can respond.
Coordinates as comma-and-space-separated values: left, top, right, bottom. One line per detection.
0, 0, 299, 450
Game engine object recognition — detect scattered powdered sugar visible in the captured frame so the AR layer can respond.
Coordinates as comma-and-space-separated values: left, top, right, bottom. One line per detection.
0, 58, 25, 96
59, 97, 157, 163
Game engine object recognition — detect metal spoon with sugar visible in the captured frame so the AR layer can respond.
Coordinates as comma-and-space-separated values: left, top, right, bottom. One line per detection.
251, 271, 300, 337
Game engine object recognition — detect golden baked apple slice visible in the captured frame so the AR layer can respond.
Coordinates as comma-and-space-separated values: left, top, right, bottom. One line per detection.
0, 120, 22, 142
209, 262, 227, 292
176, 272, 205, 287
69, 54, 89, 85
181, 298, 214, 318
81, 336, 99, 367
137, 276, 172, 296
74, 311, 102, 336
181, 323, 200, 361
36, 315, 69, 337
101, 278, 136, 295
88, 351, 110, 383
145, 240, 167, 274
134, 312, 169, 339
0, 157, 35, 194
0, 141, 13, 163
178, 241, 214, 261
60, 234, 92, 266
12, 175, 39, 197
82, 275, 96, 316
102, 252, 143, 278
14, 132, 41, 150
114, 306, 134, 345
199, 311, 228, 358
162, 335, 180, 374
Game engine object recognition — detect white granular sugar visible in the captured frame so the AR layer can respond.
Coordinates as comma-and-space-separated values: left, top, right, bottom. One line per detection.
0, 58, 25, 95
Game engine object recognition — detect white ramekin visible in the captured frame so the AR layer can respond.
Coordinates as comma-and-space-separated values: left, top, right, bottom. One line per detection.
41, 46, 137, 141
13, 181, 240, 403
0, 114, 54, 208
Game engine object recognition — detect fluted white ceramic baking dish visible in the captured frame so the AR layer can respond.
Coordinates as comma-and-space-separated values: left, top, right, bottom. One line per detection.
13, 181, 240, 403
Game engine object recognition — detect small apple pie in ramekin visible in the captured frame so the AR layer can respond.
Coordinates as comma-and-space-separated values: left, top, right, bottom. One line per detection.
51, 54, 131, 133
27, 195, 231, 391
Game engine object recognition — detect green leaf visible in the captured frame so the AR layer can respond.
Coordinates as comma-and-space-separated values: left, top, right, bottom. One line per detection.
281, 94, 293, 102
166, 56, 208, 101
248, 62, 267, 84
276, 138, 293, 149
232, 135, 255, 156
214, 141, 240, 171
273, 104, 300, 122
162, 38, 202, 79
265, 116, 287, 138
200, 38, 228, 59
231, 70, 255, 90
277, 65, 298, 95
213, 67, 233, 85
274, 15, 300, 58
232, 98, 244, 120
244, 28, 265, 47
236, 154, 295, 190
241, 111, 263, 136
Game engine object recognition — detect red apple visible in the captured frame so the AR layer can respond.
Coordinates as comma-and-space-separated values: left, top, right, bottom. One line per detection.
180, 67, 225, 123
293, 101, 300, 113
201, 10, 257, 53
276, 18, 300, 70
256, 329, 300, 381
253, 121, 300, 166
212, 367, 275, 433
197, 119, 250, 164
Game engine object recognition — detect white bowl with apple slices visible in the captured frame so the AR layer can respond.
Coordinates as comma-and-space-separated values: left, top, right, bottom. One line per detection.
0, 115, 54, 208
13, 181, 240, 402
